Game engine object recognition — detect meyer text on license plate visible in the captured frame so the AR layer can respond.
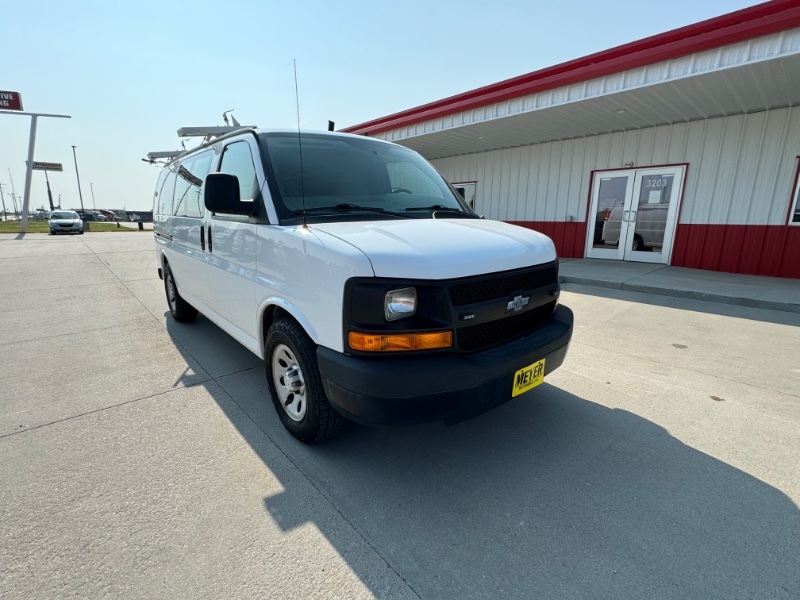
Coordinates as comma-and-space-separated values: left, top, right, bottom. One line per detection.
512, 358, 545, 397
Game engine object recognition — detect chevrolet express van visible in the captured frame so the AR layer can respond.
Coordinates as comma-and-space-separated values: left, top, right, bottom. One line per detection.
153, 128, 573, 443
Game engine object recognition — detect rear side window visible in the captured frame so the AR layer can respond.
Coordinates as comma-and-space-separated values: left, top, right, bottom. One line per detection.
218, 141, 258, 201
174, 150, 214, 218
157, 167, 176, 217
152, 169, 169, 213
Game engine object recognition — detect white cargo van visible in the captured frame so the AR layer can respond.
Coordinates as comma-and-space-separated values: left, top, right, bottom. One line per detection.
153, 128, 573, 443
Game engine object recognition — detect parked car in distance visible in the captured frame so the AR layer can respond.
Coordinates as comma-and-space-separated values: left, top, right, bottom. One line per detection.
49, 210, 84, 235
130, 214, 141, 221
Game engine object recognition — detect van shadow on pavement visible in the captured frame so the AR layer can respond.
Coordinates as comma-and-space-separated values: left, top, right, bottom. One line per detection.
165, 316, 799, 600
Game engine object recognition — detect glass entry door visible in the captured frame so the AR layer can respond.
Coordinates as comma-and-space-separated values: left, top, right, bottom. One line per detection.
585, 166, 685, 264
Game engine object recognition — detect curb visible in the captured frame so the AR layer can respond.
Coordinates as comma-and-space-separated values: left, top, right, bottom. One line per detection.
560, 275, 800, 314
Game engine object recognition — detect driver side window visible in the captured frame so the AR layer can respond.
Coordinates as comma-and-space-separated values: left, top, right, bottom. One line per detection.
219, 141, 259, 201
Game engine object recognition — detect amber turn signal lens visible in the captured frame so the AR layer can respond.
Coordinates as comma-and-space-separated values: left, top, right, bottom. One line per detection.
348, 330, 453, 352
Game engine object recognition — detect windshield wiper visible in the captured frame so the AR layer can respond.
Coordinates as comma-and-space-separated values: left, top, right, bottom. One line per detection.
295, 203, 407, 218
405, 205, 481, 218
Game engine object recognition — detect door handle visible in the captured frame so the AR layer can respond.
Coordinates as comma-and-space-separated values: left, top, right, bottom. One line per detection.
629, 211, 637, 222
200, 225, 205, 251
622, 210, 630, 222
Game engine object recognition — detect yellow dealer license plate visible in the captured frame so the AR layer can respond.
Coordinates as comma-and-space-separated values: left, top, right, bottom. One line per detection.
511, 358, 545, 397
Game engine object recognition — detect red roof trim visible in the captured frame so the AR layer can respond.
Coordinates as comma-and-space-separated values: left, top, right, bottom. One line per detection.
342, 1, 800, 136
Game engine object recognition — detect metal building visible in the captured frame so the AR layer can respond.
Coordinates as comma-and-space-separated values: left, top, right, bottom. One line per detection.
342, 0, 800, 279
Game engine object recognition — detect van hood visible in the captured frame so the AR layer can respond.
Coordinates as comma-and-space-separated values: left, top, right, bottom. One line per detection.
309, 219, 557, 279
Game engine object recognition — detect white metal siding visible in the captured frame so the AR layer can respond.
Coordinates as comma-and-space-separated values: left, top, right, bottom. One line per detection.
432, 107, 800, 226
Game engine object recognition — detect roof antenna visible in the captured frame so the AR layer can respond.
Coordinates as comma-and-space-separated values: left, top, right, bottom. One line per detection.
294, 59, 307, 228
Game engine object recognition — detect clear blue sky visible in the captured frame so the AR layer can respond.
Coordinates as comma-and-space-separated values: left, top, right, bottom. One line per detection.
1, 0, 759, 212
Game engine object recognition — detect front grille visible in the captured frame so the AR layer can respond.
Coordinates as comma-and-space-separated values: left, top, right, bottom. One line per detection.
457, 300, 556, 352
449, 265, 557, 307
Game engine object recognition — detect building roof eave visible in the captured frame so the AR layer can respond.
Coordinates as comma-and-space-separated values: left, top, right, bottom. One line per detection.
341, 0, 800, 137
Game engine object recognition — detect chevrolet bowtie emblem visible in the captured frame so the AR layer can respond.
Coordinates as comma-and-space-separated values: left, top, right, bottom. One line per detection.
507, 295, 530, 312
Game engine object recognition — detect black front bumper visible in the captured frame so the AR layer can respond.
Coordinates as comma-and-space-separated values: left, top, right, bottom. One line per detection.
317, 304, 573, 427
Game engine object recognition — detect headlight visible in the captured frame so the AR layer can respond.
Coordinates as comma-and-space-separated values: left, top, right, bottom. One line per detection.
385, 287, 416, 321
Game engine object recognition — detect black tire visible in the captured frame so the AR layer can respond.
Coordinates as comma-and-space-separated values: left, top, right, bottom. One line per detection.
265, 318, 348, 444
163, 263, 198, 323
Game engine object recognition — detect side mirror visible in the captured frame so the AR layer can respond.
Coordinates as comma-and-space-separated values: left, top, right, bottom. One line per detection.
204, 173, 254, 215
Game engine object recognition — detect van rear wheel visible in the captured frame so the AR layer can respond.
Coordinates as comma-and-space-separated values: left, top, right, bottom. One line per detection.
265, 318, 348, 443
163, 264, 198, 323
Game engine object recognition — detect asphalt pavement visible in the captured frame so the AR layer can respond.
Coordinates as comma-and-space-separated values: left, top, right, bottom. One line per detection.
1, 232, 798, 599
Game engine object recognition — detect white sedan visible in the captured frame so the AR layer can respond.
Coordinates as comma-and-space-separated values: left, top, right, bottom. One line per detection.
48, 210, 84, 235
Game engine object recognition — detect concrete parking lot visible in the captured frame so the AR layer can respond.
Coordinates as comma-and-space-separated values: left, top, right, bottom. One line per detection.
1, 233, 798, 599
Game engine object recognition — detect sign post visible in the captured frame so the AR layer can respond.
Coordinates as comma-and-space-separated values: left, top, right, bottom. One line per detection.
32, 162, 63, 212
45, 172, 54, 211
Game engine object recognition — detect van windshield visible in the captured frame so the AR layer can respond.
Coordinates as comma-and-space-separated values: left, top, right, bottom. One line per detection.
259, 133, 473, 224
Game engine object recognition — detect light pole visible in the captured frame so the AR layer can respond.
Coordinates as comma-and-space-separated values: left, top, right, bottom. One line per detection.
8, 169, 18, 218
44, 170, 55, 211
90, 182, 96, 210
71, 146, 86, 221
0, 183, 7, 221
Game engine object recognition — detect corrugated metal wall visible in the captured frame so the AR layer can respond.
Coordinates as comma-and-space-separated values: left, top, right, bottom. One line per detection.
432, 106, 800, 227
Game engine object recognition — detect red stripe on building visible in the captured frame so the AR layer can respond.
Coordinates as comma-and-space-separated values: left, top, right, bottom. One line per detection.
508, 221, 587, 260
510, 222, 800, 279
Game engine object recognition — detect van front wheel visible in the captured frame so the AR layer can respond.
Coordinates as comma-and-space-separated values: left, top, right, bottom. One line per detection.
265, 318, 348, 443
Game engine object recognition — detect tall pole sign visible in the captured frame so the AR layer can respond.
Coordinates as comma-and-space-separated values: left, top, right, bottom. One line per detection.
0, 91, 23, 111
1, 101, 71, 232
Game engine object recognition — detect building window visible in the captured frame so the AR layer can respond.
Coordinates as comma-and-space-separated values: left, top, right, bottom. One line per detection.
791, 163, 800, 225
